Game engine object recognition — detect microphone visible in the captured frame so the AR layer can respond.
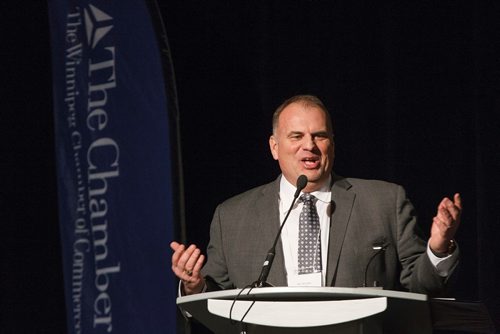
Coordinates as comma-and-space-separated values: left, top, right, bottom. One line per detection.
294, 174, 308, 197
363, 239, 389, 287
253, 175, 308, 287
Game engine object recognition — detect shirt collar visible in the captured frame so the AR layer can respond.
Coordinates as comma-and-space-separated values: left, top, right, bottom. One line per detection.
279, 175, 332, 208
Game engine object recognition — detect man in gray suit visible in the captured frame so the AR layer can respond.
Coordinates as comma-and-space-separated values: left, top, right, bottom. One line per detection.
171, 95, 461, 296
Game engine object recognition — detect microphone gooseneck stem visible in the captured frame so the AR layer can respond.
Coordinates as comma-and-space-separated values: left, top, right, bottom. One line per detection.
363, 244, 389, 287
254, 175, 308, 287
254, 195, 298, 286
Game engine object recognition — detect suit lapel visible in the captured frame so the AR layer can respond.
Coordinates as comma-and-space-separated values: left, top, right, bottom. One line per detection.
252, 175, 355, 287
254, 177, 287, 286
326, 176, 355, 286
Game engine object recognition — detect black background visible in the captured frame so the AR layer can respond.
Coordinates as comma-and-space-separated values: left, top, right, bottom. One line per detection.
2, 1, 500, 333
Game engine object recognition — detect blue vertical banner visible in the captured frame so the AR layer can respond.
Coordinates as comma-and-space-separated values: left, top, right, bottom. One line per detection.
48, 0, 178, 332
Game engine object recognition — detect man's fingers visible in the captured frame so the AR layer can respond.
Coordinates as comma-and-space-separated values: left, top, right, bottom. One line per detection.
445, 202, 461, 221
438, 197, 449, 210
170, 241, 181, 251
441, 194, 462, 221
433, 216, 450, 230
192, 254, 205, 277
182, 255, 205, 287
184, 248, 202, 273
176, 244, 193, 268
437, 194, 462, 222
171, 243, 185, 267
454, 193, 462, 210
170, 241, 205, 288
437, 207, 452, 223
177, 244, 198, 272
431, 194, 462, 252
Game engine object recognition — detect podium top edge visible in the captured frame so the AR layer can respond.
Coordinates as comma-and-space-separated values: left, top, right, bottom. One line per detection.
177, 286, 428, 304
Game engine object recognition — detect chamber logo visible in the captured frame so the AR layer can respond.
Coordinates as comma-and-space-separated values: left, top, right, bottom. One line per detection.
63, 3, 120, 332
84, 4, 113, 49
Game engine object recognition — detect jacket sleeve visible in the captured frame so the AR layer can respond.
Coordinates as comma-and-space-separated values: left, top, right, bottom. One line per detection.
201, 204, 235, 291
396, 185, 450, 296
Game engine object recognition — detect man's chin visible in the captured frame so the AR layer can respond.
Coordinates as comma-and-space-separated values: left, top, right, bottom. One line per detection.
300, 172, 330, 190
301, 170, 323, 182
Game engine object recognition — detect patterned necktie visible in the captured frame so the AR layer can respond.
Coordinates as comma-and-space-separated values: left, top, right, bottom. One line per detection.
297, 193, 322, 274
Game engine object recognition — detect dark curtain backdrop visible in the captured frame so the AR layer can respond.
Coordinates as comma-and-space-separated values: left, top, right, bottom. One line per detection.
3, 1, 499, 333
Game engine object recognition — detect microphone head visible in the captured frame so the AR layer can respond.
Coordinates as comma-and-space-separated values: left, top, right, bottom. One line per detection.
296, 175, 308, 192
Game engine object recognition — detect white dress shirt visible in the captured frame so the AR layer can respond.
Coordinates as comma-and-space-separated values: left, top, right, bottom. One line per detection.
279, 176, 332, 286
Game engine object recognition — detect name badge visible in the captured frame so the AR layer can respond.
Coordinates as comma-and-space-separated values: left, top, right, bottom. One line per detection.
288, 272, 322, 287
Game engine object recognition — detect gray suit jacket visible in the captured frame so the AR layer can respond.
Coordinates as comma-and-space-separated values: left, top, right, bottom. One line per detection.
202, 175, 449, 296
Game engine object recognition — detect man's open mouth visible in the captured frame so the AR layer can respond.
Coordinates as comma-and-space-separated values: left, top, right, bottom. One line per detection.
302, 157, 320, 168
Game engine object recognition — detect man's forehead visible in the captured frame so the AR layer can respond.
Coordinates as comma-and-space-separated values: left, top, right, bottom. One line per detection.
278, 106, 328, 128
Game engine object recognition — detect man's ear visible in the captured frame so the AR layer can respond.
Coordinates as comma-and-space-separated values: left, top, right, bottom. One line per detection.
269, 135, 279, 160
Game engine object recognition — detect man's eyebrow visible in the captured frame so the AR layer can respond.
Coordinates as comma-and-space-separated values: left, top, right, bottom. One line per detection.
312, 130, 330, 136
287, 131, 304, 136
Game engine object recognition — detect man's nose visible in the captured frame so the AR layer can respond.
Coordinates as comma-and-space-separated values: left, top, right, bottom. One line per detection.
302, 135, 316, 150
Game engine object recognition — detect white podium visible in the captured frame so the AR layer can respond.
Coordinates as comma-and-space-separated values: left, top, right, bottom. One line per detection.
177, 287, 432, 333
